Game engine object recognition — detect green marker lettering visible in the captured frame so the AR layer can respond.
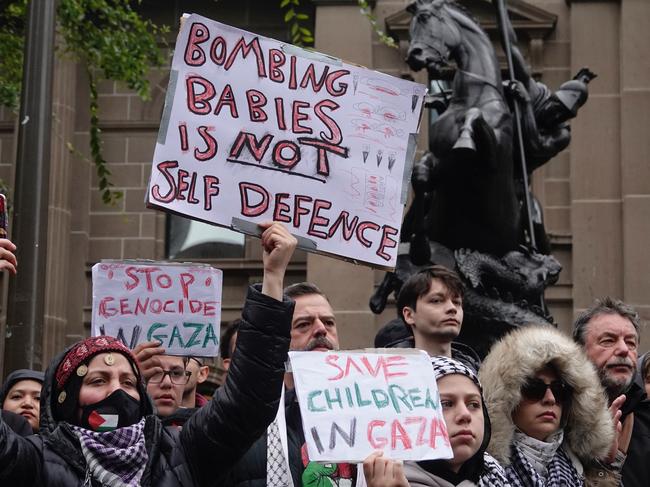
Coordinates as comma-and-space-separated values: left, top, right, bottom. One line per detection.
307, 390, 326, 412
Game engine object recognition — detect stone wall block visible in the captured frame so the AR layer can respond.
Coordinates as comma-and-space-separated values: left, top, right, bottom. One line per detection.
622, 196, 650, 303
570, 2, 619, 94
88, 238, 123, 262
90, 214, 139, 238
620, 90, 650, 194
570, 96, 621, 200
571, 201, 623, 307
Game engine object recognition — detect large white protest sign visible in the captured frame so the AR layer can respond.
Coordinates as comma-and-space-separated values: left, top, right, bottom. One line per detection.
146, 13, 427, 269
91, 262, 222, 356
289, 350, 453, 463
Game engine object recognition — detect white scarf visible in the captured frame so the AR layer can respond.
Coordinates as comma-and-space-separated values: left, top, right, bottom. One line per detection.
512, 428, 563, 478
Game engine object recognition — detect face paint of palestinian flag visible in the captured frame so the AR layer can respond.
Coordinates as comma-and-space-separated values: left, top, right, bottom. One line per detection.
88, 410, 119, 432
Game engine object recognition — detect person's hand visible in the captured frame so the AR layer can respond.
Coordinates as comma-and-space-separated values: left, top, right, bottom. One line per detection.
363, 451, 409, 487
259, 222, 297, 301
604, 394, 629, 462
0, 238, 17, 274
133, 340, 166, 381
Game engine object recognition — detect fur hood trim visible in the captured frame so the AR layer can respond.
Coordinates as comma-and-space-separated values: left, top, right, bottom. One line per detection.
478, 325, 613, 466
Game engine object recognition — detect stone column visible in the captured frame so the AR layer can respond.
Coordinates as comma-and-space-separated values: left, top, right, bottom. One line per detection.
620, 0, 650, 340
568, 1, 624, 316
43, 46, 77, 363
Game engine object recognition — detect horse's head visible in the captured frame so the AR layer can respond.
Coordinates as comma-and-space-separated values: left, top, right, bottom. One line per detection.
406, 0, 462, 77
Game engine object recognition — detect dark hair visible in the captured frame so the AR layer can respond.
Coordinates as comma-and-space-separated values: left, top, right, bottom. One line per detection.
374, 319, 414, 348
284, 282, 329, 301
220, 320, 241, 359
573, 297, 641, 346
642, 353, 650, 381
396, 265, 464, 319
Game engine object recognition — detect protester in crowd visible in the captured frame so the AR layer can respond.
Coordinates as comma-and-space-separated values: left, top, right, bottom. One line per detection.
480, 325, 620, 486
574, 297, 647, 487
145, 354, 189, 417
0, 238, 17, 274
220, 319, 241, 373
227, 282, 356, 486
0, 369, 44, 433
397, 266, 480, 371
639, 352, 650, 397
365, 356, 508, 487
0, 221, 297, 486
404, 356, 508, 486
183, 356, 209, 408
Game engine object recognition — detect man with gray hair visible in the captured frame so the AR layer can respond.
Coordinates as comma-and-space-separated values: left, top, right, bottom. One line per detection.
226, 282, 356, 487
574, 296, 649, 487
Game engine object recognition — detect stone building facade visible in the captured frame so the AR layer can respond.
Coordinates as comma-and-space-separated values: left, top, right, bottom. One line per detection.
1, 0, 648, 374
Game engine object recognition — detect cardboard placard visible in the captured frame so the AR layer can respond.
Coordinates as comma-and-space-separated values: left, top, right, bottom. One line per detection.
91, 261, 222, 356
146, 13, 427, 269
289, 350, 453, 462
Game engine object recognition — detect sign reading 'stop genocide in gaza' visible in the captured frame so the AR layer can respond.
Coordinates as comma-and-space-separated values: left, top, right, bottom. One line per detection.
91, 262, 222, 356
146, 13, 426, 269
289, 350, 453, 463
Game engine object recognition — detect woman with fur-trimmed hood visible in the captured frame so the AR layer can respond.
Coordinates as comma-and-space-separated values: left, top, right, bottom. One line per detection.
479, 325, 621, 486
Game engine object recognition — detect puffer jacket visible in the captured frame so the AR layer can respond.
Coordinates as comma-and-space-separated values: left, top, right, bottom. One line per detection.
479, 325, 617, 485
0, 285, 293, 487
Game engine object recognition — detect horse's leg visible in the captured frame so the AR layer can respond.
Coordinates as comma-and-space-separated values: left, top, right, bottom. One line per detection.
408, 151, 441, 264
468, 113, 499, 170
452, 107, 483, 154
369, 272, 398, 314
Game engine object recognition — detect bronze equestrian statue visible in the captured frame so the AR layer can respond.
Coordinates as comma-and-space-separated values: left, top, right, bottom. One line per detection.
370, 0, 595, 356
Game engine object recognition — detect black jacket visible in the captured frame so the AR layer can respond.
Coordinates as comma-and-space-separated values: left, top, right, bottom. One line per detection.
621, 382, 650, 487
0, 285, 293, 487
1, 410, 32, 437
225, 388, 305, 487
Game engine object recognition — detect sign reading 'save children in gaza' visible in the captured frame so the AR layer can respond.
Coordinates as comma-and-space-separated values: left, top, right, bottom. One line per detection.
289, 350, 453, 463
91, 262, 222, 356
146, 13, 426, 269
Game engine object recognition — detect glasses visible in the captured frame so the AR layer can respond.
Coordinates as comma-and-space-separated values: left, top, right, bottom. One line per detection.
148, 368, 191, 385
521, 379, 572, 403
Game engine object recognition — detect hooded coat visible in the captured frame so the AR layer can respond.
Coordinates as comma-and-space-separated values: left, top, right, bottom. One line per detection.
479, 326, 614, 483
0, 285, 293, 487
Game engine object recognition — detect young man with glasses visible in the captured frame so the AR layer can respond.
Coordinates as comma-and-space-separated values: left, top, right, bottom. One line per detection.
145, 355, 191, 418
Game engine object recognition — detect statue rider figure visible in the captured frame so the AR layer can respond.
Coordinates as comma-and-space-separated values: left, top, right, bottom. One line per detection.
500, 12, 595, 253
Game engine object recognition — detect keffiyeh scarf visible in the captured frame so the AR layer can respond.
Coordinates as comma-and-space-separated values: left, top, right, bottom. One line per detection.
507, 435, 583, 487
71, 418, 148, 487
478, 453, 509, 486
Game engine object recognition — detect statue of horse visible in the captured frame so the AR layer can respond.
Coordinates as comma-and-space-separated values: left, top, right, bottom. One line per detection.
404, 0, 521, 262
369, 0, 569, 353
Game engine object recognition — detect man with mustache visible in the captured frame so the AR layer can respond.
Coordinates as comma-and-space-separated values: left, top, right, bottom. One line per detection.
226, 282, 355, 486
573, 297, 649, 487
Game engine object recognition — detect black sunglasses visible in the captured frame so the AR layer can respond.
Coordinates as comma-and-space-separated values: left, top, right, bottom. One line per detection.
521, 378, 572, 403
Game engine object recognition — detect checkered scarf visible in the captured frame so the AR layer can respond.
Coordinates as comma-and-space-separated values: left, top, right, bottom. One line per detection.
71, 418, 148, 487
506, 441, 583, 487
478, 453, 510, 486
430, 355, 481, 390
